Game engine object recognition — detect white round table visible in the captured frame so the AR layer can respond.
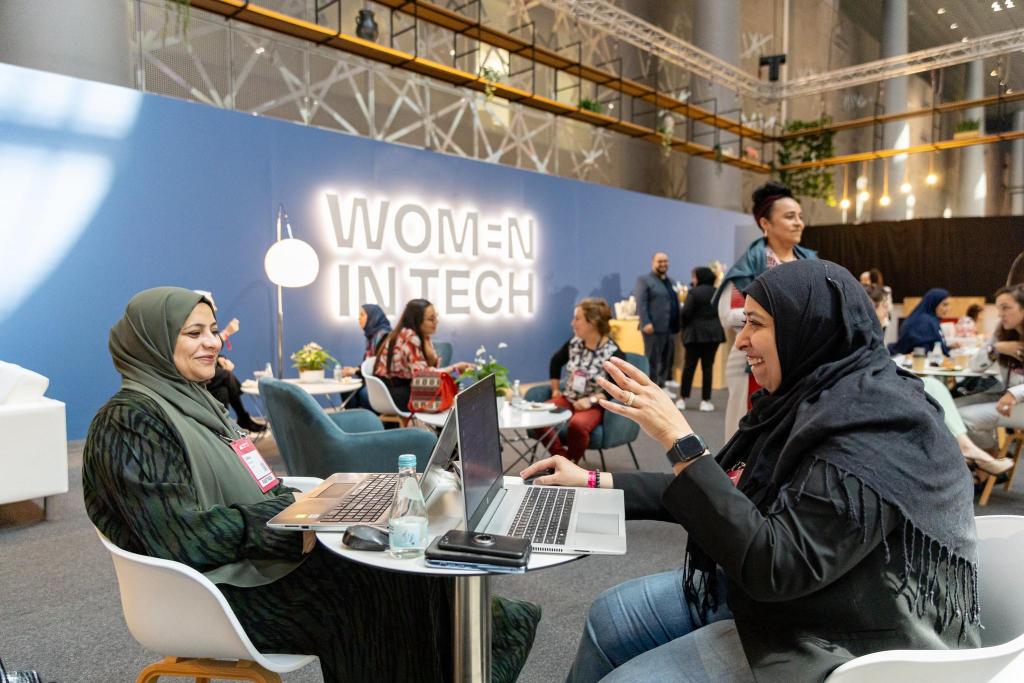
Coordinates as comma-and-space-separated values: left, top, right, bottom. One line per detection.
318, 476, 580, 682
414, 399, 572, 471
241, 377, 363, 411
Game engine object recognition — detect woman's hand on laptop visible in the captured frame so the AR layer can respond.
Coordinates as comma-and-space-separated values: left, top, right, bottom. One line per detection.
520, 456, 613, 489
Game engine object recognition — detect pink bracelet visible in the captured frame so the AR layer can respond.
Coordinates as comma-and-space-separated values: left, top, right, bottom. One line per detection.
587, 470, 598, 488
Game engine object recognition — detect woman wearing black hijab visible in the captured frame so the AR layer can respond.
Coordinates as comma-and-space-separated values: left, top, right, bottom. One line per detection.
522, 260, 980, 683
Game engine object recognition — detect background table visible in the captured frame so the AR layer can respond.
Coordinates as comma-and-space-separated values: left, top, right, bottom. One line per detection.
415, 398, 571, 471
241, 377, 362, 411
318, 476, 581, 682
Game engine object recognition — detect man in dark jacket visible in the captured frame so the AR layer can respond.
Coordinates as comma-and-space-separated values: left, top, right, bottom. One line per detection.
634, 252, 680, 387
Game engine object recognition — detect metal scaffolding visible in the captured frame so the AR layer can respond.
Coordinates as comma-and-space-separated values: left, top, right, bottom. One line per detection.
538, 0, 1024, 104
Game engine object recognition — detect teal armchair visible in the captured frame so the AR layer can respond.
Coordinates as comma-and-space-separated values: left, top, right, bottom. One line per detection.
434, 341, 453, 368
524, 352, 649, 470
258, 378, 437, 477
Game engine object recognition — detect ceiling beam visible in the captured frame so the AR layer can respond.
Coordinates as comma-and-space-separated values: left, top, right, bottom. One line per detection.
184, 0, 773, 172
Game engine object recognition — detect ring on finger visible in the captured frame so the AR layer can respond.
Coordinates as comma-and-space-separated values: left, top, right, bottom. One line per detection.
624, 391, 636, 407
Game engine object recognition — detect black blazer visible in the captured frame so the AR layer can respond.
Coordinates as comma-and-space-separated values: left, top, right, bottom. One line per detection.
615, 460, 979, 682
680, 284, 725, 345
635, 272, 681, 334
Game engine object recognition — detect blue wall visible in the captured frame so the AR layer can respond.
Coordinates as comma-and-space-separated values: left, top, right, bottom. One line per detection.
0, 63, 750, 438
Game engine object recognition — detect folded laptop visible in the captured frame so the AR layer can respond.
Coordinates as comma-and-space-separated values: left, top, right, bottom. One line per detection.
267, 410, 458, 531
456, 375, 626, 555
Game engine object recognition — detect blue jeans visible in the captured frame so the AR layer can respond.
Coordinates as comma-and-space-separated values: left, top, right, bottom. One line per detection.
567, 569, 752, 683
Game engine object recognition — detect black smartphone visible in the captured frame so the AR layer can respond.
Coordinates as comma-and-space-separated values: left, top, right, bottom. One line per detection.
436, 530, 531, 560
425, 537, 529, 571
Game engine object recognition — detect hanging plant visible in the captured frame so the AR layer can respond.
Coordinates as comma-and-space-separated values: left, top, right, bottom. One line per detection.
776, 116, 836, 204
657, 125, 673, 157
479, 66, 504, 101
162, 0, 191, 44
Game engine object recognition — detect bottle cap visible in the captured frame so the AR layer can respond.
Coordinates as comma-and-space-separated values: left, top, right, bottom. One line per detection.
398, 454, 417, 468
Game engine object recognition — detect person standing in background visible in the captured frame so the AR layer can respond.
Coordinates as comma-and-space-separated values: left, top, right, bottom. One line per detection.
677, 267, 725, 412
712, 182, 817, 443
635, 252, 680, 389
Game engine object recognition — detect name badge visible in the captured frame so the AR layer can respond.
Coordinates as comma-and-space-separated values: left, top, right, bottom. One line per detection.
570, 370, 587, 395
229, 436, 279, 493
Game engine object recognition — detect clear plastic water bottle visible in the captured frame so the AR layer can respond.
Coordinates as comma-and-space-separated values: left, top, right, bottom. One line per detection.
388, 454, 428, 558
511, 379, 523, 407
928, 341, 944, 366
333, 363, 343, 382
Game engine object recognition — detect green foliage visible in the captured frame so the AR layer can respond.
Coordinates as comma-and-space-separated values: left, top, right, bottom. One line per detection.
458, 344, 512, 395
776, 117, 836, 204
162, 0, 191, 44
578, 98, 603, 114
956, 118, 981, 133
290, 342, 337, 371
479, 66, 504, 100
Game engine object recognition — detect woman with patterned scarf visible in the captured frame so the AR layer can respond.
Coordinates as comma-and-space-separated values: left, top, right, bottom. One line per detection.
523, 261, 980, 682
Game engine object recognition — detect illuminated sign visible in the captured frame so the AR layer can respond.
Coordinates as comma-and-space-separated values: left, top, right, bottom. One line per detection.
322, 192, 536, 318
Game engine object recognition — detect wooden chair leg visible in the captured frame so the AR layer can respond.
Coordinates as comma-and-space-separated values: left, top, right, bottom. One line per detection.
978, 472, 997, 507
1001, 435, 1024, 493
135, 656, 282, 683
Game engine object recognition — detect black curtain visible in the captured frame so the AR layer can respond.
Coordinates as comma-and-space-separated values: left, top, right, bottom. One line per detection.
800, 216, 1023, 301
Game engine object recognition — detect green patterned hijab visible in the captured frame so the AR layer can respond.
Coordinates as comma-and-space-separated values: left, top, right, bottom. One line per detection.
109, 287, 300, 587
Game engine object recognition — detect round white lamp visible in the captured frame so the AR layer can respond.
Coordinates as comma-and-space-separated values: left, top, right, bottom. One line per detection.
264, 238, 319, 287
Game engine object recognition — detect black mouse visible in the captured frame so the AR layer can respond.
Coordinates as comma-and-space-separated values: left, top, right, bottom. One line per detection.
342, 524, 390, 551
523, 469, 556, 485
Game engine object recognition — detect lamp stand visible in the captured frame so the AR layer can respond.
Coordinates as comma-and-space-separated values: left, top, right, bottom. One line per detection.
275, 206, 284, 379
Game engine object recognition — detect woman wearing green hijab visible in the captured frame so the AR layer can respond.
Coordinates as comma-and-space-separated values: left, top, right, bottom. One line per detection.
83, 287, 539, 682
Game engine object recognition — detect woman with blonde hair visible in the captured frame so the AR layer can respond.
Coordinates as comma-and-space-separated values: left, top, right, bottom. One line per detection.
534, 298, 625, 463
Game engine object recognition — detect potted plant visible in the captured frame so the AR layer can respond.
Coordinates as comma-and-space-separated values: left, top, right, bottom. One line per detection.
291, 342, 337, 382
579, 98, 603, 114
458, 343, 512, 401
954, 118, 981, 140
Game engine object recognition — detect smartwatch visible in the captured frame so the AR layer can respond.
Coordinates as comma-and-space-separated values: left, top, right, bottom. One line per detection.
666, 433, 709, 466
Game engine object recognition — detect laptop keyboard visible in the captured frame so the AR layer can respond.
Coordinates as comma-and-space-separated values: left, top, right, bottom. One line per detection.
320, 474, 397, 523
508, 487, 575, 546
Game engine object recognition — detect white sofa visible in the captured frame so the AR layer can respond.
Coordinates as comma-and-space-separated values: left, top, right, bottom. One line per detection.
0, 362, 68, 517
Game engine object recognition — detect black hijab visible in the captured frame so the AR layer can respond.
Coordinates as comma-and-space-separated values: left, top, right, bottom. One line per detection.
685, 260, 978, 630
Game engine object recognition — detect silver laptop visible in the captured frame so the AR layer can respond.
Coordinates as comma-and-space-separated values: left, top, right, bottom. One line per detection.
267, 410, 458, 531
456, 375, 626, 555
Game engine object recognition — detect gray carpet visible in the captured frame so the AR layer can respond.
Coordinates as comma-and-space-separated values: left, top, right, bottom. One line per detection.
2, 390, 1022, 682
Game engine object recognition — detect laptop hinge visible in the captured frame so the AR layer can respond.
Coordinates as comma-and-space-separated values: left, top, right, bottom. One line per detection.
474, 487, 507, 532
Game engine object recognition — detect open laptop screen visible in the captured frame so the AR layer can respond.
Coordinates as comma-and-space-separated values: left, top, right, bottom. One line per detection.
455, 374, 503, 531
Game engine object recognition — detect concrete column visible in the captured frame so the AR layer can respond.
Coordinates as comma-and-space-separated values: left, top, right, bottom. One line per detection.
958, 60, 986, 216
687, 0, 741, 212
874, 0, 908, 220
0, 0, 131, 87
1012, 110, 1024, 215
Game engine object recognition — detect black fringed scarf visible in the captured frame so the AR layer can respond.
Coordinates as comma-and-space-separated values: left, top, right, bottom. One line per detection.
684, 260, 980, 635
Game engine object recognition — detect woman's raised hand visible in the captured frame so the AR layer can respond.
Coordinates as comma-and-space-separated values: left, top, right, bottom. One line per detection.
597, 356, 693, 450
519, 455, 589, 487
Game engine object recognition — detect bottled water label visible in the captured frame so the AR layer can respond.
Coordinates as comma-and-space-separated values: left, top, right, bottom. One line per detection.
389, 516, 428, 550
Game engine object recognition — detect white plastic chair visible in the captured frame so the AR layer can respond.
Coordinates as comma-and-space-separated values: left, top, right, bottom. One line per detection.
361, 356, 412, 426
97, 476, 322, 683
824, 515, 1024, 682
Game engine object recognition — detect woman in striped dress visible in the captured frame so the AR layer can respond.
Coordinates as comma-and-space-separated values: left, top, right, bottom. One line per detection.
83, 287, 538, 682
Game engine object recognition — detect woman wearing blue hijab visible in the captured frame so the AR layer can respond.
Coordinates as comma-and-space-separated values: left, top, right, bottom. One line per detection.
340, 304, 392, 410
890, 288, 952, 356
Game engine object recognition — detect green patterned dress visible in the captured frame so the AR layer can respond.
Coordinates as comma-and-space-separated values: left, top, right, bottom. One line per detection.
84, 390, 539, 682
